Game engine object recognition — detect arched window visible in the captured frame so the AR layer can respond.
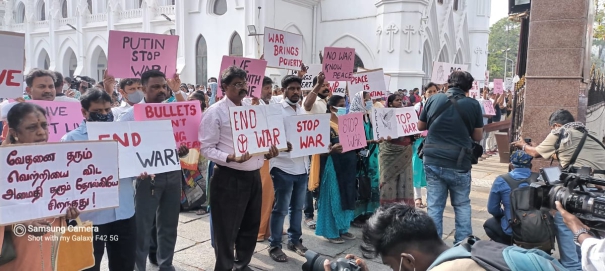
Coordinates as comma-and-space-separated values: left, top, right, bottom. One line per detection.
196, 35, 208, 85
87, 0, 92, 13
61, 0, 68, 18
139, 0, 143, 8
453, 0, 459, 11
15, 2, 25, 23
353, 54, 364, 72
438, 0, 444, 4
39, 1, 46, 21
229, 32, 243, 57
213, 0, 227, 15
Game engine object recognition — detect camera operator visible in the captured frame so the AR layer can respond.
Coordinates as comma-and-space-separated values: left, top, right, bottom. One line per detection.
556, 201, 605, 271
512, 109, 605, 270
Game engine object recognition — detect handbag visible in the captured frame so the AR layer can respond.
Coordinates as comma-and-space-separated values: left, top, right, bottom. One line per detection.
54, 217, 95, 271
450, 97, 483, 164
356, 144, 376, 201
0, 228, 16, 266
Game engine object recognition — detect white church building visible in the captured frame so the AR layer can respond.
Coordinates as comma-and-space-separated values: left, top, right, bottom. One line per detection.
1, 0, 491, 91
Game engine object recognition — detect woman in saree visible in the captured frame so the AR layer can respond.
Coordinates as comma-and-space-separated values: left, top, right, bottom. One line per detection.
315, 95, 357, 244
0, 103, 80, 271
349, 91, 381, 227
378, 94, 415, 206
412, 83, 438, 208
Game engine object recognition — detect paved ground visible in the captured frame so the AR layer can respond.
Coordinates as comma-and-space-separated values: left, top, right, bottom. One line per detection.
100, 155, 508, 271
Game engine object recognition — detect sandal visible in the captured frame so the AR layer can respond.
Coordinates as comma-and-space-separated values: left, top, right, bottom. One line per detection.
195, 209, 207, 215
287, 240, 308, 256
269, 247, 288, 262
415, 199, 427, 209
351, 221, 365, 228
305, 219, 316, 230
327, 237, 345, 244
340, 232, 356, 240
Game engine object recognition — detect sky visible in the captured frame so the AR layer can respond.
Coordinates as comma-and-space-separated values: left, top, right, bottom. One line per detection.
490, 0, 509, 26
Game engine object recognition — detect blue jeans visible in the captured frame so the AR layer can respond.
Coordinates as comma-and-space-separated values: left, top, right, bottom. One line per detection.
554, 212, 582, 270
268, 168, 308, 248
424, 165, 472, 243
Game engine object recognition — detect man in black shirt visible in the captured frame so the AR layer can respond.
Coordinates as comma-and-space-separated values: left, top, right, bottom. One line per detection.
418, 71, 483, 244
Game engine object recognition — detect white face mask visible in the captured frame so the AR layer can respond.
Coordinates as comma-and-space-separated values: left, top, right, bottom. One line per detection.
63, 84, 69, 91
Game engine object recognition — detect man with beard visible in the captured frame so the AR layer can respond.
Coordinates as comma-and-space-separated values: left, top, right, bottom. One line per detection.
117, 70, 184, 271
199, 66, 280, 271
268, 75, 310, 262
61, 89, 136, 271
0, 69, 78, 142
303, 72, 330, 114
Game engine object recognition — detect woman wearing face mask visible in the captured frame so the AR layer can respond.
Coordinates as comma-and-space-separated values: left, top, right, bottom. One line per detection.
349, 92, 381, 229
315, 95, 357, 244
411, 83, 438, 208
378, 94, 415, 209
0, 103, 80, 271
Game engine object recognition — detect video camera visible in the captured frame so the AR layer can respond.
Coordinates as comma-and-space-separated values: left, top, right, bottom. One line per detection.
70, 76, 94, 90
532, 166, 605, 237
302, 250, 361, 271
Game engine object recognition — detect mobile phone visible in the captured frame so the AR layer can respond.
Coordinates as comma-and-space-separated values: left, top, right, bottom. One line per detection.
524, 138, 531, 144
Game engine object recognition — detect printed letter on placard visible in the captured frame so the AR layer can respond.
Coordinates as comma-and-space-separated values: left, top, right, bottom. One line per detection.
337, 112, 367, 152
323, 47, 355, 81
0, 31, 25, 99
107, 30, 179, 78
263, 27, 303, 70
229, 104, 287, 157
218, 56, 268, 98
87, 120, 180, 178
0, 141, 119, 225
285, 114, 330, 158
27, 100, 84, 142
133, 102, 203, 149
349, 69, 387, 99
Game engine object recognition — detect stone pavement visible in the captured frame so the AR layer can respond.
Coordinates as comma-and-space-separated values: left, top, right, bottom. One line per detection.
100, 155, 508, 271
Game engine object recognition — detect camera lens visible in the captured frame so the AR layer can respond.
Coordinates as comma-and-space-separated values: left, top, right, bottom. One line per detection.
302, 250, 330, 271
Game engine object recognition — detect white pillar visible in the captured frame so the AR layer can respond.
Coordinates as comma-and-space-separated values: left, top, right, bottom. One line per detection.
175, 0, 185, 74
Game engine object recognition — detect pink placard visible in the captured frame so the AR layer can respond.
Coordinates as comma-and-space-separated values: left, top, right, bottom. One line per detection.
218, 56, 268, 98
483, 100, 496, 116
28, 100, 83, 142
493, 79, 504, 94
337, 112, 367, 152
107, 30, 179, 79
133, 101, 202, 149
323, 47, 355, 81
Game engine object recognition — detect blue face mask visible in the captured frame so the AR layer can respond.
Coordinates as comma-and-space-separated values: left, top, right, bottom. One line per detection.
335, 107, 347, 116
365, 100, 373, 110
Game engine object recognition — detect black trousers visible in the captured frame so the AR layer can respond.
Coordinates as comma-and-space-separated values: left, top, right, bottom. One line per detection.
84, 215, 137, 271
211, 165, 262, 271
483, 216, 513, 246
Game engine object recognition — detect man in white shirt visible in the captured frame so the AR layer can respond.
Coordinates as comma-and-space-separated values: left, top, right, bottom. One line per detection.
268, 75, 310, 262
302, 72, 329, 114
199, 66, 280, 271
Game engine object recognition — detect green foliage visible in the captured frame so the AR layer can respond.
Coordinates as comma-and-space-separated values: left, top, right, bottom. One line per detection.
593, 0, 605, 69
487, 18, 520, 80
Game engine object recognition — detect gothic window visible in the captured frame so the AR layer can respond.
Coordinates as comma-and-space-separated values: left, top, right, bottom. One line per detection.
139, 0, 143, 8
61, 0, 68, 18
438, 0, 444, 4
87, 0, 92, 13
229, 32, 243, 57
196, 35, 208, 85
453, 0, 459, 11
15, 2, 25, 23
354, 54, 364, 72
39, 1, 46, 20
213, 0, 227, 15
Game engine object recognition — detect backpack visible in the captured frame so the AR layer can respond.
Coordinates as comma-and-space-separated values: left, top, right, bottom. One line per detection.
499, 173, 556, 253
429, 236, 568, 271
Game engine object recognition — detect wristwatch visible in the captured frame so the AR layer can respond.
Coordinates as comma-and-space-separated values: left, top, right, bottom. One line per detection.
573, 228, 592, 246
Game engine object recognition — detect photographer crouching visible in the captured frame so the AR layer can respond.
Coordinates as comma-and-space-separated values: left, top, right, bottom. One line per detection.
512, 109, 605, 270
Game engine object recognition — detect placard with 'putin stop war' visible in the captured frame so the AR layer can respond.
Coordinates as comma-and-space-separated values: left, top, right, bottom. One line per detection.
133, 101, 202, 149
0, 31, 25, 99
285, 114, 330, 158
87, 120, 180, 178
263, 27, 303, 70
0, 141, 119, 225
107, 30, 179, 79
229, 104, 287, 157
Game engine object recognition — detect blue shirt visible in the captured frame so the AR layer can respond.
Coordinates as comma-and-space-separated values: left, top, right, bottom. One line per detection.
487, 168, 532, 235
60, 121, 136, 225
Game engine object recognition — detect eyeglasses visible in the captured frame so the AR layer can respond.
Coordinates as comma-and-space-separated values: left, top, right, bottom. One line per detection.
232, 82, 248, 89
